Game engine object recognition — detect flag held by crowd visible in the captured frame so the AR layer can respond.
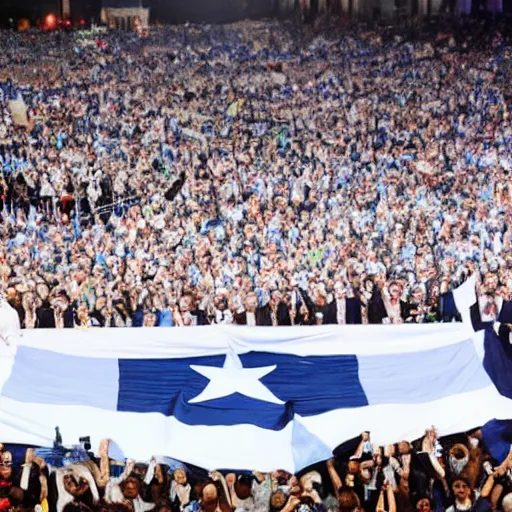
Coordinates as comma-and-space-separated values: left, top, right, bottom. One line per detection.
2, 321, 512, 472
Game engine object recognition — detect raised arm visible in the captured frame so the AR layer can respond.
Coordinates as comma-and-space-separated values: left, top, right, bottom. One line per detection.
91, 439, 111, 488
144, 458, 157, 486
108, 459, 135, 486
465, 436, 483, 490
375, 482, 396, 512
386, 483, 396, 512
480, 473, 495, 500
224, 474, 238, 509
352, 432, 370, 460
490, 480, 504, 510
326, 459, 342, 500
421, 429, 445, 479
210, 471, 233, 508
376, 488, 385, 512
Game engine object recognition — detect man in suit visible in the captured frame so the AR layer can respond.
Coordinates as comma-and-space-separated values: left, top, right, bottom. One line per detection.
269, 291, 296, 326
299, 285, 338, 325
234, 292, 272, 326
174, 294, 210, 327
14, 448, 43, 512
211, 291, 234, 325
35, 284, 56, 329
35, 299, 57, 329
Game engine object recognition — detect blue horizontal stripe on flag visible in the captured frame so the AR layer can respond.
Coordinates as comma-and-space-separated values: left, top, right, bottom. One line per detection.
1, 346, 119, 410
1, 340, 490, 431
117, 354, 297, 429
239, 353, 367, 415
117, 353, 367, 429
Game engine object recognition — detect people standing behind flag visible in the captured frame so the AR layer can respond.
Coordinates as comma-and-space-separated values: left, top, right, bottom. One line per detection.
5, 272, 511, 329
173, 294, 210, 327
209, 291, 234, 325
376, 279, 415, 325
233, 292, 273, 327
1, 19, 512, 330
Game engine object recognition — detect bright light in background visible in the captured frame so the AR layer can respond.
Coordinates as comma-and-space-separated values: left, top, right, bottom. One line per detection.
44, 13, 57, 30
17, 18, 30, 32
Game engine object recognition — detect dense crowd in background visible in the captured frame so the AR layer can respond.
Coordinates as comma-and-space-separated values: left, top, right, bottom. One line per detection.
2, 12, 512, 512
4, 428, 512, 512
0, 17, 512, 329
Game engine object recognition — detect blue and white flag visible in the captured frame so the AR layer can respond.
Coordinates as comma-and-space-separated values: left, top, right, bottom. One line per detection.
1, 324, 512, 473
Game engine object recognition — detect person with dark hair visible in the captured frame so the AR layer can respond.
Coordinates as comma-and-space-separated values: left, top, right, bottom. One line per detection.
35, 290, 56, 329
326, 457, 366, 512
367, 285, 388, 325
173, 294, 210, 327
57, 465, 100, 512
98, 502, 134, 512
415, 497, 433, 512
12, 172, 29, 217
378, 279, 414, 325
62, 502, 94, 512
269, 490, 287, 512
0, 451, 15, 512
54, 292, 79, 329
145, 464, 171, 509
298, 286, 337, 325
119, 476, 155, 512
233, 292, 272, 327
446, 474, 494, 512
170, 469, 192, 512
337, 489, 361, 512
14, 448, 43, 512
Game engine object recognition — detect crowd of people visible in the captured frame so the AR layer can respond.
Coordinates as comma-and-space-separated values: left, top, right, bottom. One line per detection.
3, 428, 512, 512
1, 16, 512, 330
2, 12, 512, 512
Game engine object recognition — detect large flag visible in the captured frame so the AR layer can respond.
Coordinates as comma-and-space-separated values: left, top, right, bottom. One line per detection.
1, 324, 512, 472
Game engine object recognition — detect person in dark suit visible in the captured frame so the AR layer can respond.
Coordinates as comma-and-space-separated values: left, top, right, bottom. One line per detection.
234, 292, 272, 326
273, 283, 311, 325
174, 294, 210, 326
14, 448, 43, 511
367, 286, 388, 324
437, 292, 462, 323
298, 286, 337, 325
268, 291, 297, 326
57, 292, 79, 329
374, 277, 414, 324
36, 300, 56, 329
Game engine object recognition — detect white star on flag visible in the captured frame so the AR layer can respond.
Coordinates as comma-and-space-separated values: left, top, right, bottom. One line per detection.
188, 351, 284, 405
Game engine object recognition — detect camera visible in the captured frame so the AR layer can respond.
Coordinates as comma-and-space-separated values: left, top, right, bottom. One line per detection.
79, 436, 91, 451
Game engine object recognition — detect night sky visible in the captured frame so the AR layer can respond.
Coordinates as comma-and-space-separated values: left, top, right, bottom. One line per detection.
0, 0, 278, 24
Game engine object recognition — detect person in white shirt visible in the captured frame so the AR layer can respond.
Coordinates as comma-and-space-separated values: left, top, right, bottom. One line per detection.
212, 291, 234, 325
0, 291, 21, 346
233, 292, 272, 326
